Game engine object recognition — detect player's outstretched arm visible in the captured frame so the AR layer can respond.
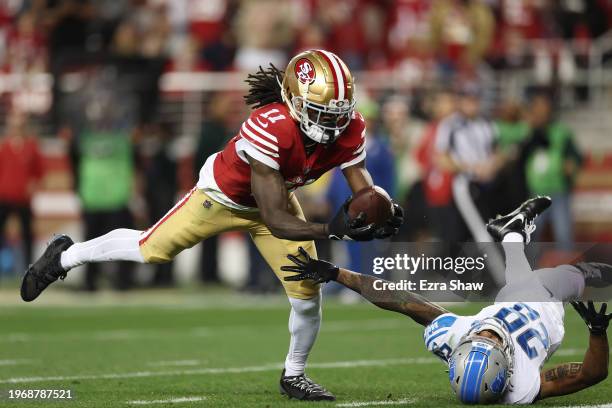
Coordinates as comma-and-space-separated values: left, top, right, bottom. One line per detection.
282, 247, 448, 326
248, 155, 328, 240
335, 267, 448, 326
537, 302, 610, 401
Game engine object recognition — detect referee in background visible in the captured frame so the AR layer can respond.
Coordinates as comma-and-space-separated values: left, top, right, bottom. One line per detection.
434, 83, 505, 242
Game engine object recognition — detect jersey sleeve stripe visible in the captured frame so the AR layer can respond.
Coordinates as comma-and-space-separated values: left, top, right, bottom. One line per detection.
246, 118, 279, 143
239, 130, 280, 158
354, 141, 366, 155
240, 125, 279, 153
425, 329, 448, 349
340, 150, 366, 169
235, 139, 280, 170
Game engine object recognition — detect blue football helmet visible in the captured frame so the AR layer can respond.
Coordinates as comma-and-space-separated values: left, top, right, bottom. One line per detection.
448, 317, 514, 404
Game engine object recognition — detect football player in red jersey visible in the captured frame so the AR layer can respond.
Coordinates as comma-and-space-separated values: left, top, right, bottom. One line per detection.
21, 50, 404, 401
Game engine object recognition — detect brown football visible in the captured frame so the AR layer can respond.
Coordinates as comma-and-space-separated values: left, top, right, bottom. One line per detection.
347, 186, 393, 228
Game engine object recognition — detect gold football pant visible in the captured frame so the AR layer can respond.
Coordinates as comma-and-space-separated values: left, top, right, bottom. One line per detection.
138, 188, 319, 300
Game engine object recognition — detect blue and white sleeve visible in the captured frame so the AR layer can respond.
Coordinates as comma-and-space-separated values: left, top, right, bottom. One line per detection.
423, 314, 460, 362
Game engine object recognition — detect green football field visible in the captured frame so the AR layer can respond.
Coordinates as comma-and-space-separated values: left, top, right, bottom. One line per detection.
0, 288, 609, 408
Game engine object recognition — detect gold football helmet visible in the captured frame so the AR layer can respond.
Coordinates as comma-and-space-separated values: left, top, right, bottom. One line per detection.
281, 49, 355, 144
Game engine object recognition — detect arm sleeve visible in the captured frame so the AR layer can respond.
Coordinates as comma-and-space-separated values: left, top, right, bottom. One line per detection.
235, 116, 282, 170
340, 137, 366, 169
340, 116, 367, 169
423, 313, 460, 362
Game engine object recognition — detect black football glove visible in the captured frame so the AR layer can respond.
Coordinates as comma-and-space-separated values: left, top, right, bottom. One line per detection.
327, 197, 376, 241
374, 202, 404, 239
281, 246, 339, 284
571, 301, 611, 336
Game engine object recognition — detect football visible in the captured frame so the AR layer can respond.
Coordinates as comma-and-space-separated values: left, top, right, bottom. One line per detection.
347, 186, 394, 228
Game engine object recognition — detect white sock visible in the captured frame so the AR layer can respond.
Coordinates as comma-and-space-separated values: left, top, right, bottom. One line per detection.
60, 229, 145, 271
502, 232, 524, 243
284, 294, 321, 377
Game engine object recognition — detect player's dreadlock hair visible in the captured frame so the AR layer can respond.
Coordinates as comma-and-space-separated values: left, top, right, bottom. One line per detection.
244, 64, 284, 109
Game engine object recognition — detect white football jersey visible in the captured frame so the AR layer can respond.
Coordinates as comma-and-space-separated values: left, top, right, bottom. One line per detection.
423, 302, 565, 404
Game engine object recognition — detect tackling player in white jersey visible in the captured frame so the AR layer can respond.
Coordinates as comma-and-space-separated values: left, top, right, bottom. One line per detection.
282, 196, 611, 404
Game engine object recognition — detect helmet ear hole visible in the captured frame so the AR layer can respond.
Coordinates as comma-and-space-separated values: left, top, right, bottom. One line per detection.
293, 97, 303, 112
456, 376, 461, 384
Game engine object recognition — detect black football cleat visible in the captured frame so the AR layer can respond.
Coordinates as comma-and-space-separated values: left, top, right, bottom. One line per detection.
574, 262, 612, 288
21, 234, 74, 302
487, 196, 551, 242
279, 369, 335, 401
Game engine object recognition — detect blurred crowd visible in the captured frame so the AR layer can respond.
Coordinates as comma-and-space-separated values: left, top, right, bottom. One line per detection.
0, 84, 584, 292
0, 0, 606, 292
1, 0, 611, 78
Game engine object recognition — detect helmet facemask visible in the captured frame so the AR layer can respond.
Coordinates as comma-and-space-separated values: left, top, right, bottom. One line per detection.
463, 318, 514, 358
290, 95, 354, 145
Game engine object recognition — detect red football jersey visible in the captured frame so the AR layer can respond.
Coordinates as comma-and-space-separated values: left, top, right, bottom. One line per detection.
197, 102, 366, 209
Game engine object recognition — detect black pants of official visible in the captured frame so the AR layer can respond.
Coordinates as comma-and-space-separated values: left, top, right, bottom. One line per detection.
0, 202, 34, 266
83, 208, 135, 291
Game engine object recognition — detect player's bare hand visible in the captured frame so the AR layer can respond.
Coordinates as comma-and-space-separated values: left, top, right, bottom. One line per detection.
571, 301, 611, 336
327, 198, 376, 241
281, 247, 339, 283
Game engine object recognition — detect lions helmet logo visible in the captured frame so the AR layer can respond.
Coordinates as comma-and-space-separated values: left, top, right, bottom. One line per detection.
295, 58, 316, 84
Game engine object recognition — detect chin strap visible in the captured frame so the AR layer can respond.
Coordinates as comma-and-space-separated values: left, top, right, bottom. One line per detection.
305, 124, 327, 143
304, 124, 341, 145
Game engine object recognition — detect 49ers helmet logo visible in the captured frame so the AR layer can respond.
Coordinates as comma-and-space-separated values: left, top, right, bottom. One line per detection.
295, 58, 316, 84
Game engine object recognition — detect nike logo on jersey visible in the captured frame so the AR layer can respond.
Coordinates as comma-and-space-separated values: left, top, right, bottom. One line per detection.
256, 117, 269, 128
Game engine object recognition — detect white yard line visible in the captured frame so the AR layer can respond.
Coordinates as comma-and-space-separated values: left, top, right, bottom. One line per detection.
550, 404, 612, 408
336, 398, 415, 407
0, 357, 438, 384
553, 348, 582, 356
147, 360, 204, 367
324, 319, 405, 332
309, 357, 435, 369
0, 319, 404, 344
126, 396, 206, 405
0, 329, 211, 343
0, 359, 35, 366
